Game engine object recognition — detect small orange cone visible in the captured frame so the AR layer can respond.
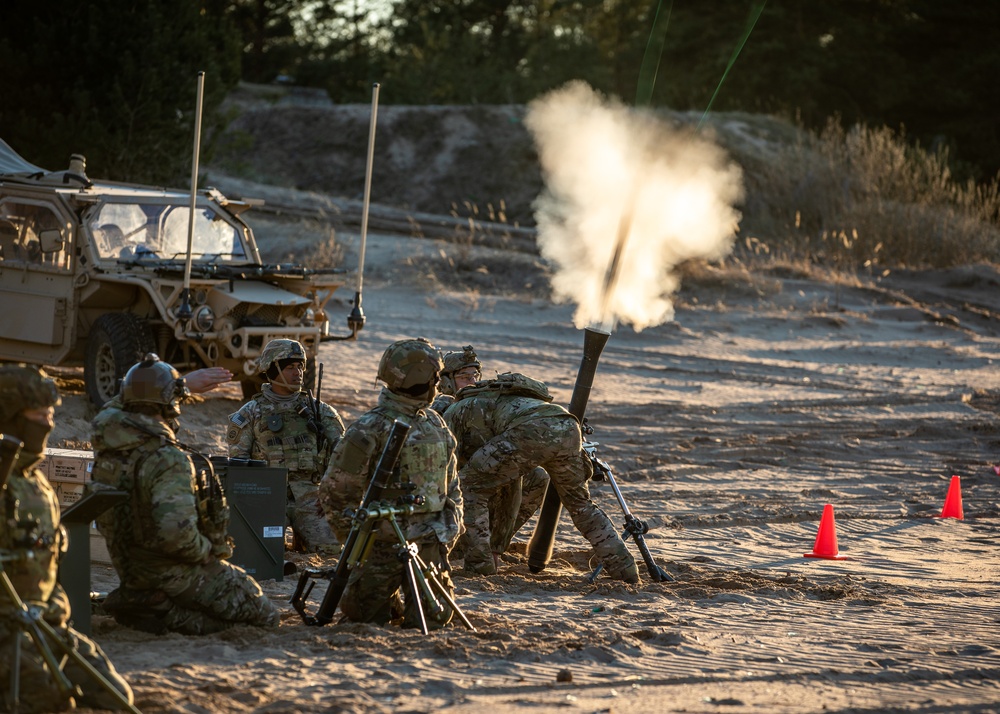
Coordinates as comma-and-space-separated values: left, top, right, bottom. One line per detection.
939, 475, 964, 519
804, 504, 848, 560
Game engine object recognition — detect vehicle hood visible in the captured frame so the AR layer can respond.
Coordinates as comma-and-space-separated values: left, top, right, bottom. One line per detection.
213, 279, 311, 308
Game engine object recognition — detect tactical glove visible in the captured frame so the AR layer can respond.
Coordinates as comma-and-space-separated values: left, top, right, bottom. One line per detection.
210, 535, 235, 561
442, 499, 464, 551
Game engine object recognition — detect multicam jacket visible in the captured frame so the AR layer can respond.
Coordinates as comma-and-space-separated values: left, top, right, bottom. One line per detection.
320, 387, 463, 547
444, 393, 572, 466
0, 452, 69, 624
227, 385, 345, 482
90, 406, 214, 580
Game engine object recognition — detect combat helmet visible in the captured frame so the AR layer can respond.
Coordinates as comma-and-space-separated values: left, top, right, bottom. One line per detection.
439, 345, 482, 396
0, 364, 61, 456
121, 353, 189, 419
377, 338, 444, 398
0, 364, 61, 425
257, 339, 306, 379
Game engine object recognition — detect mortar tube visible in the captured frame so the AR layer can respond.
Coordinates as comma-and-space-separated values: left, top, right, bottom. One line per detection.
526, 327, 610, 573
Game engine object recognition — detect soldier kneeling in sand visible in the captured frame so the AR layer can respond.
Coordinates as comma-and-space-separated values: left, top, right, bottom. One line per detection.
91, 354, 279, 635
319, 338, 464, 628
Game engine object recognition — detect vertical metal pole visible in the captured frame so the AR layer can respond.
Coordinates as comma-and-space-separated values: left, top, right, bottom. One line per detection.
178, 71, 205, 321
348, 82, 380, 335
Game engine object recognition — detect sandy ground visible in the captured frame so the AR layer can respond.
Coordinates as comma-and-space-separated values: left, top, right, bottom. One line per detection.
41, 217, 1000, 714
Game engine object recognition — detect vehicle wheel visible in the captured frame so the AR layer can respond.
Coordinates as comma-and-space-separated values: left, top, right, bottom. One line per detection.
85, 313, 156, 406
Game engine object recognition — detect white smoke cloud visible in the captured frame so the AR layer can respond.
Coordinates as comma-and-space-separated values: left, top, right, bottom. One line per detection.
526, 81, 744, 331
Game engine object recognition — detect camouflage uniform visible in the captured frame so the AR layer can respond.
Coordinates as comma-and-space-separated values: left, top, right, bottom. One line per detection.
227, 339, 345, 553
432, 347, 549, 556
90, 355, 279, 635
0, 365, 133, 713
445, 386, 638, 581
318, 338, 463, 628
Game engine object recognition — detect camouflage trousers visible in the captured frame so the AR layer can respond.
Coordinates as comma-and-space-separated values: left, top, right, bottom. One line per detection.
288, 476, 339, 554
0, 619, 133, 713
109, 556, 280, 635
462, 466, 549, 556
340, 539, 455, 630
460, 415, 637, 580
514, 466, 549, 535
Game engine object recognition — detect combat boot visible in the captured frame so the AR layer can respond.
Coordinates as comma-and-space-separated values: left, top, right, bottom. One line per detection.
462, 555, 497, 576
601, 549, 639, 584
102, 586, 172, 633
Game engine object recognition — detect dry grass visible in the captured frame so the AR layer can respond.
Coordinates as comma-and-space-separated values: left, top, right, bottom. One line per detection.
733, 119, 1000, 272
254, 218, 346, 269
406, 243, 553, 300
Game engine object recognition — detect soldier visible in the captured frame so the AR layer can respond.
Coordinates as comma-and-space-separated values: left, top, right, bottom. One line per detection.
318, 338, 463, 629
445, 375, 638, 582
433, 345, 550, 558
90, 354, 279, 635
0, 364, 134, 712
227, 338, 346, 554
430, 344, 484, 414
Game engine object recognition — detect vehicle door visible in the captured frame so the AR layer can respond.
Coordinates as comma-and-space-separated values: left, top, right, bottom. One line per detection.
0, 197, 77, 364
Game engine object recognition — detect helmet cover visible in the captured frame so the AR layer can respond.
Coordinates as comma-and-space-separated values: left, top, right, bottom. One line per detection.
0, 364, 61, 425
439, 345, 482, 396
257, 339, 307, 377
377, 338, 444, 394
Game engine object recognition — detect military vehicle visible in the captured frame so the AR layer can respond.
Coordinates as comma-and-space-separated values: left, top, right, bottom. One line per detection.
0, 138, 363, 405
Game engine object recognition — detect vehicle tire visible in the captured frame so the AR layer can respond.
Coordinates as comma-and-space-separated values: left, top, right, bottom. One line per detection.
85, 313, 156, 406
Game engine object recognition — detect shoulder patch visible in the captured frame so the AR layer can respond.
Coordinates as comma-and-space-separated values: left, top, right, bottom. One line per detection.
229, 411, 250, 428
226, 424, 241, 443
334, 427, 377, 475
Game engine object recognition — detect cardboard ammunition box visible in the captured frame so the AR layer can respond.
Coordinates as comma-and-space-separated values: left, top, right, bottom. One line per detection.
41, 448, 94, 484
53, 481, 86, 508
41, 449, 109, 565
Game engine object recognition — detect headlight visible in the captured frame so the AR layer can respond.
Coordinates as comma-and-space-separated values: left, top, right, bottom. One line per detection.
194, 305, 215, 332
303, 307, 315, 324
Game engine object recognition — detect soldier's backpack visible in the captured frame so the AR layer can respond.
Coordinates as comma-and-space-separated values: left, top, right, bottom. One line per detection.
456, 371, 553, 402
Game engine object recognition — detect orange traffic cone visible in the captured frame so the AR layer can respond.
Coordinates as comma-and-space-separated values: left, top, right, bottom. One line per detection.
804, 504, 848, 560
939, 475, 964, 520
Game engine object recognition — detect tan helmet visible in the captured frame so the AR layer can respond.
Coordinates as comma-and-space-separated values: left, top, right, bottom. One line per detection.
0, 364, 61, 425
377, 338, 443, 397
439, 345, 482, 396
121, 353, 189, 418
257, 338, 306, 378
